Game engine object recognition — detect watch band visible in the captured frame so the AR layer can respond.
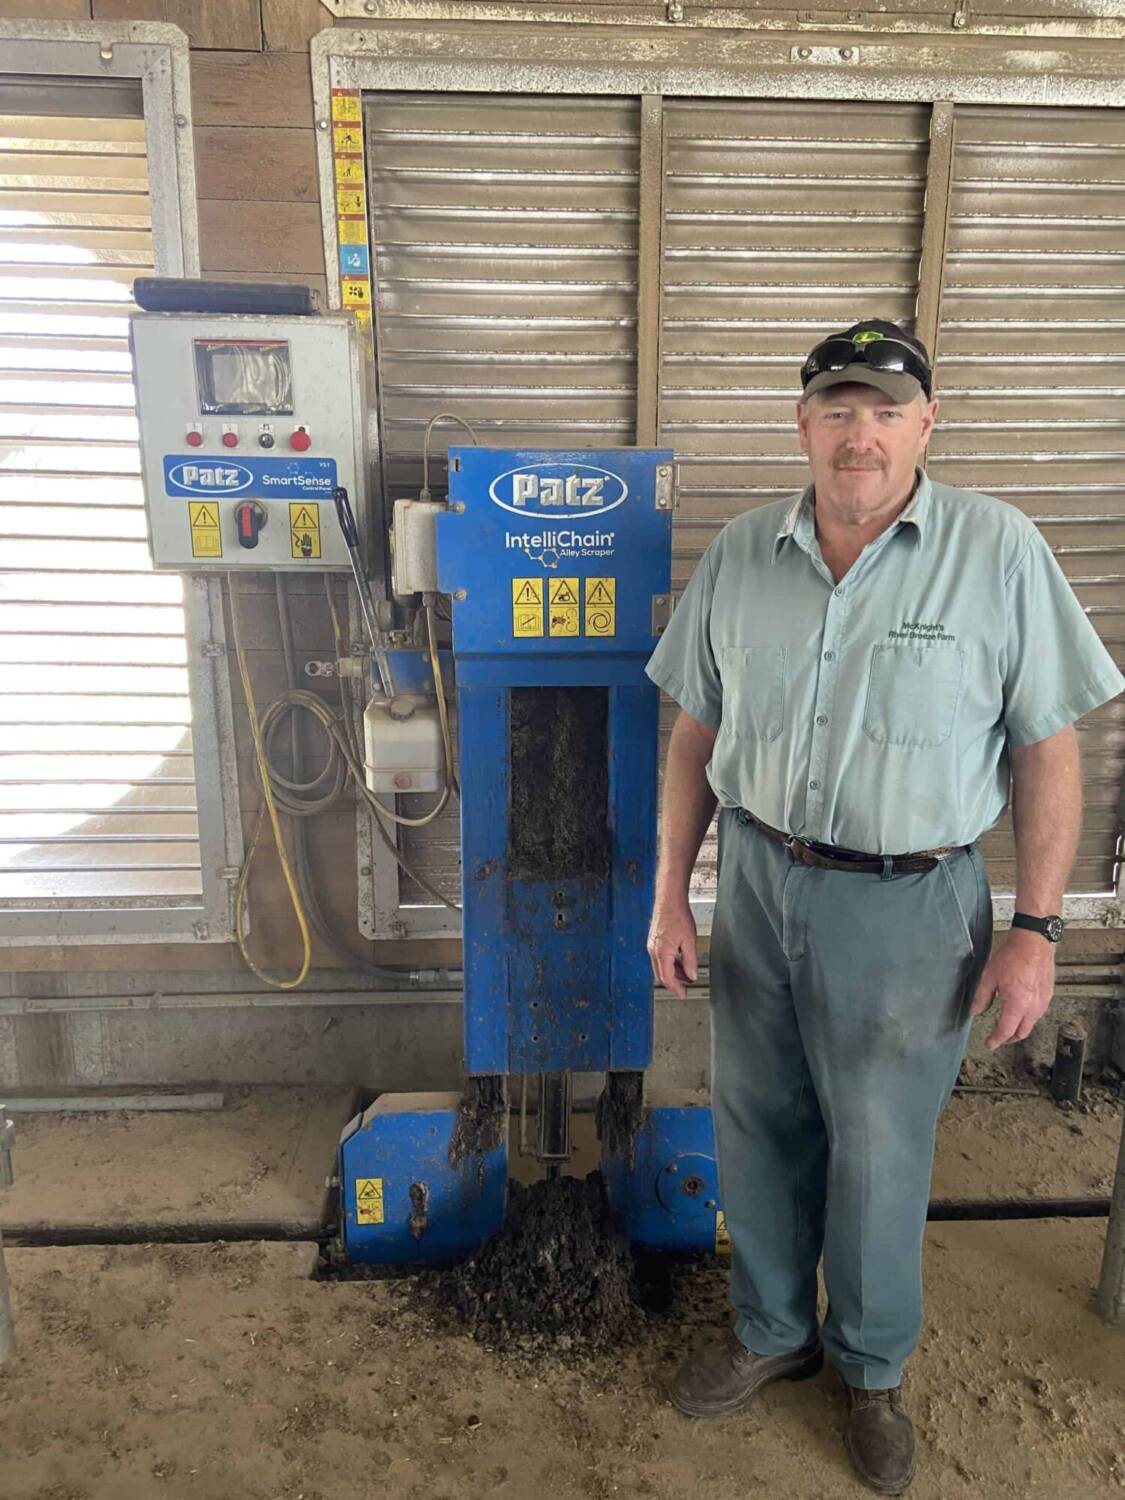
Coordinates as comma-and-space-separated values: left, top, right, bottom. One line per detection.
1012, 911, 1064, 943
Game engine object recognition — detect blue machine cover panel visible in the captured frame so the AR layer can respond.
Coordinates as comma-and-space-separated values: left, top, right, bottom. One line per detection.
437, 447, 672, 659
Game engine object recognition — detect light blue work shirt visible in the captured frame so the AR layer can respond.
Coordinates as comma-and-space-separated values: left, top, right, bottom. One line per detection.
645, 470, 1124, 854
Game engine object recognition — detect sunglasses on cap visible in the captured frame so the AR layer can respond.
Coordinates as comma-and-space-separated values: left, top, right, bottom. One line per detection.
801, 335, 933, 399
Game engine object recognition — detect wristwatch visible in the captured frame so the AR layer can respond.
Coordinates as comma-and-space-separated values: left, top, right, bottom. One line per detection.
1011, 912, 1064, 943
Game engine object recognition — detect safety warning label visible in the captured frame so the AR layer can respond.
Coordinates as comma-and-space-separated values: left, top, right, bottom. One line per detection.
355, 1177, 385, 1226
331, 90, 361, 123
512, 577, 544, 638
548, 576, 580, 637
188, 500, 221, 559
715, 1210, 731, 1256
289, 502, 321, 559
584, 576, 616, 637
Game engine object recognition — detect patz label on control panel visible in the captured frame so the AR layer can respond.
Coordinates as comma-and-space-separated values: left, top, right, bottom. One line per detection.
487, 461, 628, 518
162, 454, 338, 499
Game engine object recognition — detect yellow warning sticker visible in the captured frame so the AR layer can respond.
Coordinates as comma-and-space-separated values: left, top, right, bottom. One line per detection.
548, 579, 580, 637
340, 276, 371, 308
355, 1177, 385, 1226
333, 125, 363, 155
715, 1210, 731, 1256
188, 500, 221, 559
331, 91, 362, 123
549, 604, 579, 637
336, 187, 366, 216
354, 306, 373, 333
289, 502, 321, 560
338, 216, 367, 245
334, 156, 364, 184
512, 577, 544, 638
584, 576, 616, 637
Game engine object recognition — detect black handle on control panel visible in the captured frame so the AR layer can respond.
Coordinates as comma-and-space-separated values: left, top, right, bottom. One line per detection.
333, 486, 359, 548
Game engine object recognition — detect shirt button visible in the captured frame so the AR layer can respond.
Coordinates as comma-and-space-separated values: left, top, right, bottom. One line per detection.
816, 715, 828, 726
809, 779, 820, 791
834, 587, 844, 597
823, 650, 835, 661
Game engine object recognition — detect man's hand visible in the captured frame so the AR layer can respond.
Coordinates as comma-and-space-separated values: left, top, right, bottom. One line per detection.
970, 928, 1057, 1050
647, 897, 699, 999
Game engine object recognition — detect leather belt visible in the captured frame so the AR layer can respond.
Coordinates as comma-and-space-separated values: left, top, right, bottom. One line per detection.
737, 809, 969, 875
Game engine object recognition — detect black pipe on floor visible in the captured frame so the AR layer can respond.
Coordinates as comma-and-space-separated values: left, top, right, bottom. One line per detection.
0, 1220, 330, 1248
0, 1196, 1113, 1248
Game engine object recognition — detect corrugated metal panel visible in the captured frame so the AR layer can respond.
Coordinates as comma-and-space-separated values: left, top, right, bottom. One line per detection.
364, 91, 640, 902
0, 103, 202, 907
660, 98, 930, 896
931, 105, 1125, 893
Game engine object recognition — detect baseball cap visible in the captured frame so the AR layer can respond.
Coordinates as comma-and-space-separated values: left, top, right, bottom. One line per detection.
800, 319, 933, 403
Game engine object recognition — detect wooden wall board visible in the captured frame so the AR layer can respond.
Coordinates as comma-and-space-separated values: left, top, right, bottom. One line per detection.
191, 50, 314, 128
0, 1, 91, 17
262, 0, 335, 50
198, 198, 325, 274
91, 1, 263, 50
195, 125, 319, 203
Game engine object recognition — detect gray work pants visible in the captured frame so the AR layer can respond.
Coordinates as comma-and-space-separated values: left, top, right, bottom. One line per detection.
709, 807, 992, 1389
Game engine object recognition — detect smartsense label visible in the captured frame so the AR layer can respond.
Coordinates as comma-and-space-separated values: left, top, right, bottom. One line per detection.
163, 455, 338, 499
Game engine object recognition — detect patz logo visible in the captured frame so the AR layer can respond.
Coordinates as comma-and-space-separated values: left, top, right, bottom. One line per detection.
168, 461, 252, 494
487, 462, 628, 517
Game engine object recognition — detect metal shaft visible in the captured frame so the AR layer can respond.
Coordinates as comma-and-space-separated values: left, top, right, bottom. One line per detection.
331, 486, 396, 698
1097, 1106, 1125, 1326
536, 1071, 572, 1172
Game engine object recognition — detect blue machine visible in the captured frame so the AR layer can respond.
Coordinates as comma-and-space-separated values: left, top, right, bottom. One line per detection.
339, 448, 722, 1263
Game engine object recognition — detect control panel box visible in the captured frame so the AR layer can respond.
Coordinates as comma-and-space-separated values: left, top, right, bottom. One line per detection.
130, 312, 367, 570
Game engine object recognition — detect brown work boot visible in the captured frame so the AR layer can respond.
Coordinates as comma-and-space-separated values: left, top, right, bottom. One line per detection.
669, 1328, 823, 1418
844, 1383, 915, 1494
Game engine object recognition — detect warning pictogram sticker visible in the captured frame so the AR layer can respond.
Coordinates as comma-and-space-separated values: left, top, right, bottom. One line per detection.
512, 577, 544, 638
188, 500, 221, 559
289, 501, 321, 560
548, 577, 579, 607
715, 1210, 731, 1256
336, 187, 366, 217
331, 90, 361, 123
333, 125, 362, 155
355, 1177, 385, 1226
549, 605, 579, 637
584, 576, 616, 637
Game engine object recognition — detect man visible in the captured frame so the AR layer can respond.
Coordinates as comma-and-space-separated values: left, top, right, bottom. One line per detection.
644, 319, 1124, 1495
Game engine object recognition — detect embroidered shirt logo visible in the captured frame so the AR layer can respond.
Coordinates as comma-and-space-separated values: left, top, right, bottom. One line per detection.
888, 620, 956, 643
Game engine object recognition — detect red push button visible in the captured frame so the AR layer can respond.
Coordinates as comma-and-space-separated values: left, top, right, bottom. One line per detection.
290, 428, 311, 452
185, 429, 203, 447
222, 430, 239, 448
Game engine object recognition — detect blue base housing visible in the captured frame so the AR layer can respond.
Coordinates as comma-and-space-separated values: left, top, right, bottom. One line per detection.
602, 1091, 723, 1254
340, 1093, 507, 1264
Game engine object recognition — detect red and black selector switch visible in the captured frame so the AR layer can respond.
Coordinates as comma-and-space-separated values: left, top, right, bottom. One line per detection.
235, 500, 267, 550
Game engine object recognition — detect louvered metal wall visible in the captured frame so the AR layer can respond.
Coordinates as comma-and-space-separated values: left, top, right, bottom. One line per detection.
361, 88, 1123, 913
660, 99, 931, 898
364, 92, 640, 903
929, 105, 1125, 893
0, 89, 203, 914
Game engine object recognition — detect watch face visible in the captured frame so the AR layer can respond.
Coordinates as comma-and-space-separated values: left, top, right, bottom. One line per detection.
1046, 916, 1064, 942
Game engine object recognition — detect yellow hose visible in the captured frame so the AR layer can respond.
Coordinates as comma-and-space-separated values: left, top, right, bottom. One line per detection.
226, 577, 312, 991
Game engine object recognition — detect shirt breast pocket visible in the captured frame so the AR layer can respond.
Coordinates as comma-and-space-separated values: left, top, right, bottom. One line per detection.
720, 645, 786, 742
863, 641, 965, 749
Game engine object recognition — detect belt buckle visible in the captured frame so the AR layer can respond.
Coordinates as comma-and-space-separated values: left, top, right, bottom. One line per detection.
784, 833, 806, 863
